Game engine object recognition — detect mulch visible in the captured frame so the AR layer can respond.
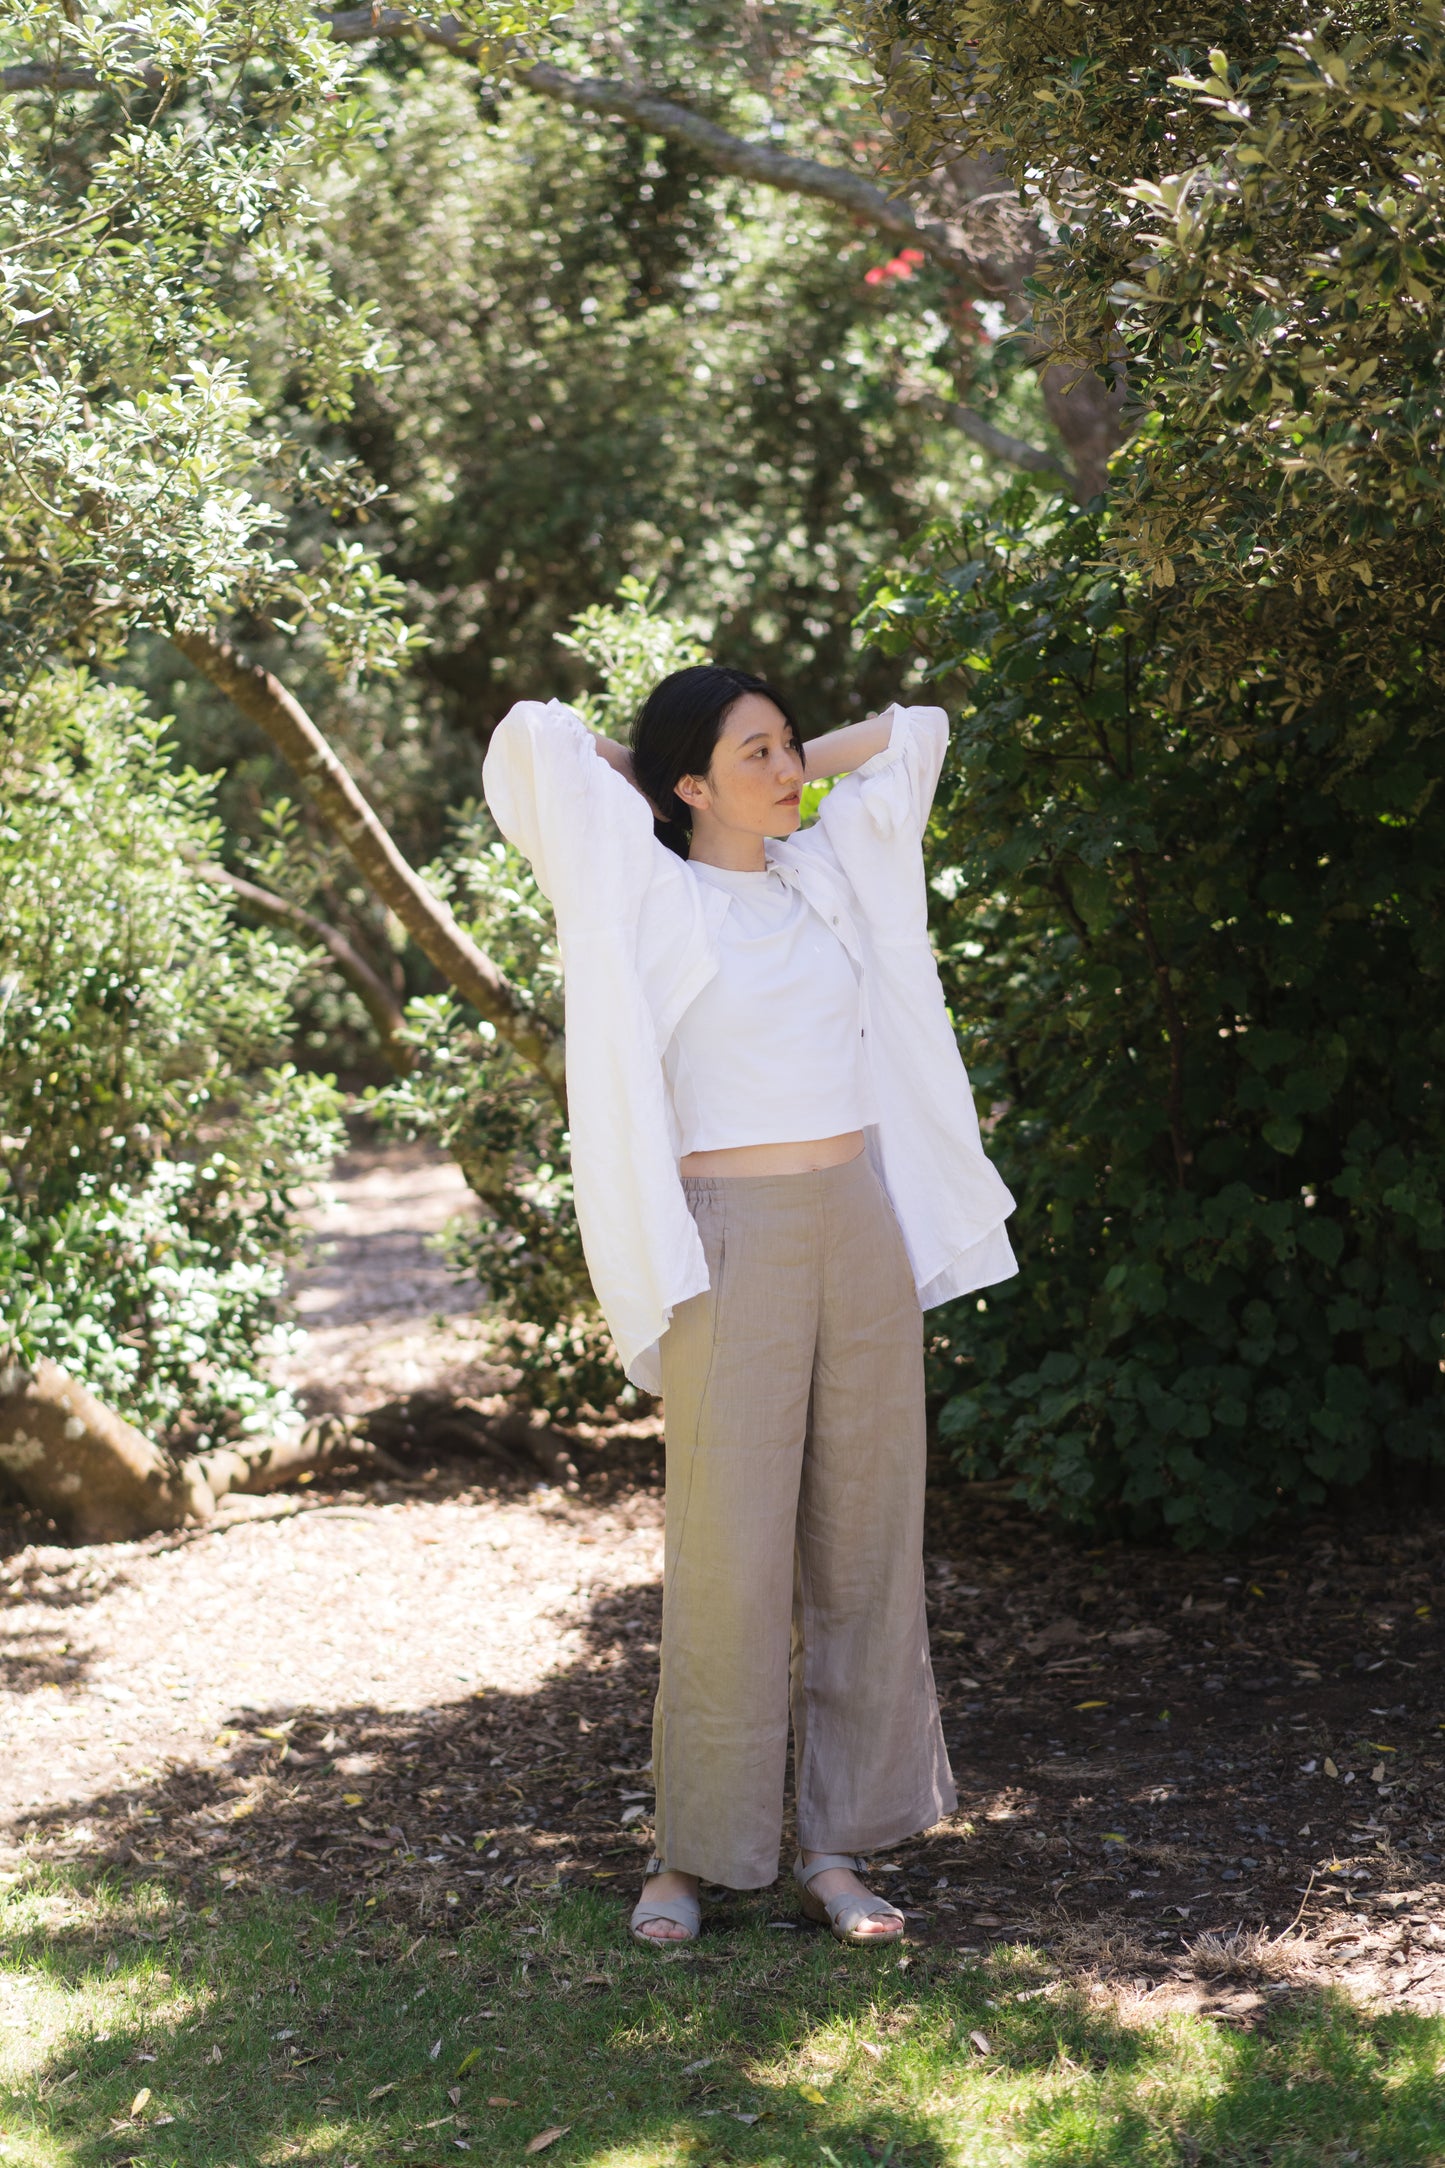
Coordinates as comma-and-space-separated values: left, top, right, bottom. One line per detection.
6, 1432, 1441, 2016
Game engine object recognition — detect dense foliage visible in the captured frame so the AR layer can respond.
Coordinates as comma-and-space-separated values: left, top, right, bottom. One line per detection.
854, 0, 1445, 725
144, 30, 1043, 1074
846, 1, 1445, 1539
0, 672, 342, 1442
864, 493, 1444, 1544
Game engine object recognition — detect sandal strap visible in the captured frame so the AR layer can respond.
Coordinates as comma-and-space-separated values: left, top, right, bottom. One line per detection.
823, 1890, 904, 1932
630, 1894, 700, 1934
792, 1851, 861, 1890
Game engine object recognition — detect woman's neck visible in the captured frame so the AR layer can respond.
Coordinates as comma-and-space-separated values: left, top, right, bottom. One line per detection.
687, 817, 769, 872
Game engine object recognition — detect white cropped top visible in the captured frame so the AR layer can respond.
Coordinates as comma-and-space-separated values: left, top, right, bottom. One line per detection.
663, 857, 879, 1155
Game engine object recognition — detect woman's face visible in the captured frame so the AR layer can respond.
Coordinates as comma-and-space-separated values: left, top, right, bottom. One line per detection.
675, 694, 804, 839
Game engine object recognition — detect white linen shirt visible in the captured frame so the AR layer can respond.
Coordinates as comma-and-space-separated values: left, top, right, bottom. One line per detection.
482, 697, 1018, 1394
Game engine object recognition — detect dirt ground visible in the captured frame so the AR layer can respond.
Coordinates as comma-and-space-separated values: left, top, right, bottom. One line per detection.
3, 1143, 1442, 2022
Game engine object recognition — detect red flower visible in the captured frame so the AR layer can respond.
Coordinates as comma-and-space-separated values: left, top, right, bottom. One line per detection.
864, 246, 929, 287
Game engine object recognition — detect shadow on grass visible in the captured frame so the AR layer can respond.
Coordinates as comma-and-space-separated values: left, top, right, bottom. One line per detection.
4, 1866, 1444, 2168
6, 1485, 1445, 2162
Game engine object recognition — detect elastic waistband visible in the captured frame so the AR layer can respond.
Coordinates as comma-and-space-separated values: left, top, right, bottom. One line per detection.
680, 1147, 870, 1196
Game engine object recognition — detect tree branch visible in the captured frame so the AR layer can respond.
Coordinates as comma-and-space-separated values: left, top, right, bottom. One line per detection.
171, 628, 566, 1107
191, 861, 415, 1073
374, 6, 1008, 291
0, 17, 1005, 293
508, 60, 1000, 288
899, 384, 1078, 491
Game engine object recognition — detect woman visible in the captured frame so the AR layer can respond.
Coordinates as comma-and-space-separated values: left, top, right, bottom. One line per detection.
483, 667, 1016, 1947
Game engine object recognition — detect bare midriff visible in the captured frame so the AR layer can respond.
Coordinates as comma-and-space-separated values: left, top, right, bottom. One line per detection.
678, 1131, 866, 1179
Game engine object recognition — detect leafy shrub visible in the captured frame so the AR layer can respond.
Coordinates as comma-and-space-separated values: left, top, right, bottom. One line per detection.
368, 584, 712, 1416
369, 829, 624, 1420
863, 489, 1445, 1545
0, 671, 343, 1446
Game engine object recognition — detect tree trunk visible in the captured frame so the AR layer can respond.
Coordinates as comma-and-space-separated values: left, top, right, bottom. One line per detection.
0, 1363, 396, 1542
1039, 359, 1132, 502
0, 1360, 210, 1542
171, 628, 566, 1108
0, 1362, 582, 1543
191, 861, 415, 1074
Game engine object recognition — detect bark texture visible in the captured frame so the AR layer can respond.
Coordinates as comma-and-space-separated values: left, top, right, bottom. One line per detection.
171, 628, 565, 1105
0, 1362, 583, 1544
0, 1360, 210, 1542
192, 862, 414, 1073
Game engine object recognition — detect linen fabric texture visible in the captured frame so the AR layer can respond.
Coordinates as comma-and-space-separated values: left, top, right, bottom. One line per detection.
652, 1153, 956, 1888
481, 698, 1018, 1392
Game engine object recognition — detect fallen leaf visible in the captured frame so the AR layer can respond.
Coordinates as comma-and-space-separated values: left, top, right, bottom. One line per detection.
488, 2096, 519, 2107
429, 2039, 442, 2061
1075, 1700, 1109, 1711
732, 2113, 760, 2125
208, 2044, 223, 2065
681, 2057, 715, 2076
1324, 1757, 1340, 1778
456, 2048, 483, 2078
1371, 1763, 1386, 1783
448, 2086, 462, 2106
343, 1793, 363, 1807
860, 2042, 883, 2061
578, 1974, 610, 1986
130, 2088, 151, 2117
368, 2082, 398, 2100
525, 2126, 570, 2153
968, 2030, 991, 2056
799, 2084, 827, 2104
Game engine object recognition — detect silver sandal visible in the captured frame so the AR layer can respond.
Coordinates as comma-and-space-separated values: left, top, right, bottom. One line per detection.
629, 1855, 701, 1947
793, 1852, 905, 1945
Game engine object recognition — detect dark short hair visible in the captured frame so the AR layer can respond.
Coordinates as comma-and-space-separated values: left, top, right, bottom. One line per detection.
630, 665, 800, 858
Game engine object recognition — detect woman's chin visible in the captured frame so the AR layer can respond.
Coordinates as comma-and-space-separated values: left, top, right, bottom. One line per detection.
765, 805, 803, 836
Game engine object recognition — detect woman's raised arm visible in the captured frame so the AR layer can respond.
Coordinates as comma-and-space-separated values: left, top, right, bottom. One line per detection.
802, 708, 895, 783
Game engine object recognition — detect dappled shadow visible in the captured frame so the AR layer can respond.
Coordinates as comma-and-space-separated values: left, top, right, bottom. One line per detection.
9, 1865, 1445, 2168
0, 1619, 94, 1692
6, 1466, 1445, 2163
7, 1476, 1445, 2020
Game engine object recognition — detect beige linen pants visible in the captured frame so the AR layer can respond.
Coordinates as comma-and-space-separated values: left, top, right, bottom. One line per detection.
651, 1151, 956, 1889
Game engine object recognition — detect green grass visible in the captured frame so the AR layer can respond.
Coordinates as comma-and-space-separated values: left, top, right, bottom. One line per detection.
4, 1867, 1444, 2167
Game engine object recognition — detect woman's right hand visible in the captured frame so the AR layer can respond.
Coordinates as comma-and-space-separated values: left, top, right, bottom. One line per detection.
592, 732, 665, 819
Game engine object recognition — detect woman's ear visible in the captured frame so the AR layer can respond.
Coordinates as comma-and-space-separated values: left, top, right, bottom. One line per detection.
675, 772, 709, 812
